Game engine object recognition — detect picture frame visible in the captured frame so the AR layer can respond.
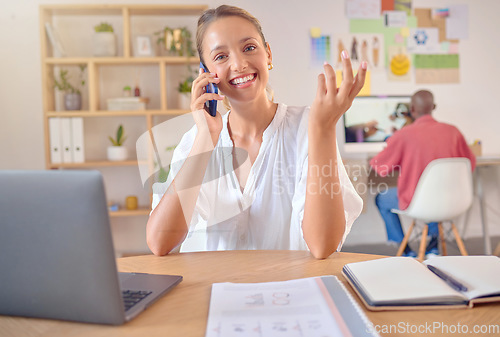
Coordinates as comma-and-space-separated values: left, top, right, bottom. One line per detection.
134, 36, 154, 57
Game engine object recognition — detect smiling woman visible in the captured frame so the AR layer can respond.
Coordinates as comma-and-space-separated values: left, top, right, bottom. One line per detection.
146, 5, 367, 258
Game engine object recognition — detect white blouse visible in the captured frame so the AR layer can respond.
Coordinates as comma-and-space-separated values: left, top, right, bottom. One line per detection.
151, 103, 362, 252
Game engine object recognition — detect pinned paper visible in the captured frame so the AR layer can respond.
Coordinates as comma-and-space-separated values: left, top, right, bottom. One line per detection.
336, 70, 371, 96
440, 41, 450, 53
394, 0, 411, 15
381, 0, 395, 13
346, 0, 382, 19
432, 8, 450, 18
384, 11, 407, 27
449, 43, 459, 54
310, 35, 331, 67
388, 46, 410, 81
400, 27, 410, 37
334, 33, 384, 71
446, 5, 469, 39
414, 54, 459, 84
407, 28, 441, 54
394, 33, 404, 44
310, 27, 322, 38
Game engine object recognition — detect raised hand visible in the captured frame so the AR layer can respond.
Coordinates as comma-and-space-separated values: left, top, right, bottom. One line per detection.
310, 51, 367, 131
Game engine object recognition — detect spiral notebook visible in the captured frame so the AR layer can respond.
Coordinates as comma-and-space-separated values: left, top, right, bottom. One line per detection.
205, 276, 379, 337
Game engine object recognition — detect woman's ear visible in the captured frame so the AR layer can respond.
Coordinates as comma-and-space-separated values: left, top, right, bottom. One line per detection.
266, 42, 272, 64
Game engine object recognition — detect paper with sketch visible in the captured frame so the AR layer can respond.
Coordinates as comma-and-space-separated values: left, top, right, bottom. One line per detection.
205, 277, 346, 337
346, 0, 382, 19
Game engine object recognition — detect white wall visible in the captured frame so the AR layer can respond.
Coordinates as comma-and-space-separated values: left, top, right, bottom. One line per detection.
2, 0, 500, 252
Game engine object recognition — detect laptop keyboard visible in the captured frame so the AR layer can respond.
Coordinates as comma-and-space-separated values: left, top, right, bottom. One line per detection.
122, 290, 153, 312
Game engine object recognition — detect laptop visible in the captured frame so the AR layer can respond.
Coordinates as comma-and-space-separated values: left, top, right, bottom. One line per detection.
0, 170, 182, 325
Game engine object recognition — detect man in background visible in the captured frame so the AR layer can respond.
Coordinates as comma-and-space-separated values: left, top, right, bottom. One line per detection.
370, 90, 476, 257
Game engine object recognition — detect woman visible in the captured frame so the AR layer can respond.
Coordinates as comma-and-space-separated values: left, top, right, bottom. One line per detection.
147, 5, 367, 258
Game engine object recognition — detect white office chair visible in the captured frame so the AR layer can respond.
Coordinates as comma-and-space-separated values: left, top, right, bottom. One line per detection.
392, 158, 472, 261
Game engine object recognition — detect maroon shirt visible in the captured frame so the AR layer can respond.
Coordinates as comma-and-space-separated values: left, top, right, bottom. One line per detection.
370, 115, 476, 210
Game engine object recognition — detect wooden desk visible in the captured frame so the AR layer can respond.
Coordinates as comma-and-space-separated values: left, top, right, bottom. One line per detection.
1, 251, 499, 337
471, 157, 500, 254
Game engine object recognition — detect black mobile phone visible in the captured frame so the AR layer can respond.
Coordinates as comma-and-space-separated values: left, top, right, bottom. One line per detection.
200, 62, 218, 117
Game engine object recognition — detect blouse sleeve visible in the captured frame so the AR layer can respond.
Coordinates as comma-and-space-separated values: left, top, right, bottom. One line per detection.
289, 109, 363, 251
150, 125, 210, 251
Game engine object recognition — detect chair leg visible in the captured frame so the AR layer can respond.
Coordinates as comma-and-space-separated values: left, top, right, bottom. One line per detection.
451, 222, 468, 256
417, 225, 428, 262
438, 222, 447, 256
396, 221, 415, 256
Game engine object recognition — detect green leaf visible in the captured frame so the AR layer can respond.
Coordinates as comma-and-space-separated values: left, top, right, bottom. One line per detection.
108, 136, 118, 146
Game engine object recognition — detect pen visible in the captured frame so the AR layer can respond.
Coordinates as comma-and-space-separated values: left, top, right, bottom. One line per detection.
427, 265, 468, 292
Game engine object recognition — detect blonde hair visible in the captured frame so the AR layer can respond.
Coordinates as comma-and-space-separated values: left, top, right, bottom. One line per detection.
196, 5, 274, 110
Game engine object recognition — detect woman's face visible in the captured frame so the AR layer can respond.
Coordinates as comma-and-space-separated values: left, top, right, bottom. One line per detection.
202, 16, 272, 105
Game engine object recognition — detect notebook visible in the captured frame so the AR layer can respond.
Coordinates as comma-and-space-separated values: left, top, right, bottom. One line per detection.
342, 256, 500, 311
205, 276, 380, 337
0, 170, 182, 325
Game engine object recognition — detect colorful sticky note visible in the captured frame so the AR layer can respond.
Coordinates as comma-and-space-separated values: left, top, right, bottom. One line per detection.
310, 27, 321, 38
440, 41, 450, 53
335, 70, 371, 96
394, 33, 404, 43
449, 43, 459, 54
400, 27, 410, 37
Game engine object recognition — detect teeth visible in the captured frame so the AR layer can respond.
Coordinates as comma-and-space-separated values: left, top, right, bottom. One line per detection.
231, 74, 255, 85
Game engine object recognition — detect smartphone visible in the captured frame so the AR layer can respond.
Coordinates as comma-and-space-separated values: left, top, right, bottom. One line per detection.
200, 62, 218, 117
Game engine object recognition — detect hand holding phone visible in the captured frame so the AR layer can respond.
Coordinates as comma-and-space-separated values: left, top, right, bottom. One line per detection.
200, 62, 218, 117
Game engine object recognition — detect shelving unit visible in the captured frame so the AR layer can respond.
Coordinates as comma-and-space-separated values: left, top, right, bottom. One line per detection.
40, 4, 207, 220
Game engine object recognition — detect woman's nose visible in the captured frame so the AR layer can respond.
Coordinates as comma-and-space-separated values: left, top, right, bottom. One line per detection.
230, 52, 248, 72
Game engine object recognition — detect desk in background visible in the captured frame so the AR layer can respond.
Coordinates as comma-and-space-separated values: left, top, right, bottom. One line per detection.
345, 156, 500, 254
1, 250, 499, 337
470, 156, 500, 254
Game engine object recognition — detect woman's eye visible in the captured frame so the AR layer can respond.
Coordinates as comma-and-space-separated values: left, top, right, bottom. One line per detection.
244, 45, 256, 52
214, 54, 227, 61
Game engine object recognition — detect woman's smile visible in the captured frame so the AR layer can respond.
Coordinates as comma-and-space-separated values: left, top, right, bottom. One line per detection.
229, 73, 257, 87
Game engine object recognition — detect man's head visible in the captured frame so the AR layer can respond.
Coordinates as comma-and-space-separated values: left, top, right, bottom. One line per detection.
410, 90, 436, 120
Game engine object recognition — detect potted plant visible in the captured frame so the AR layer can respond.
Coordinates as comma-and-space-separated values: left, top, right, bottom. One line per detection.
154, 26, 195, 57
107, 124, 128, 161
93, 22, 116, 57
178, 75, 193, 110
53, 65, 86, 110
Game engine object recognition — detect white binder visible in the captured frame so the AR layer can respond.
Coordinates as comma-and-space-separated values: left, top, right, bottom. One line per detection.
71, 118, 85, 163
48, 118, 62, 164
60, 118, 73, 163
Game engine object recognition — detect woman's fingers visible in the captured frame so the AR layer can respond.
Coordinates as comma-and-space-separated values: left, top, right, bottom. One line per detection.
322, 62, 337, 97
315, 73, 327, 101
348, 62, 367, 100
191, 92, 225, 111
192, 73, 220, 101
338, 50, 354, 99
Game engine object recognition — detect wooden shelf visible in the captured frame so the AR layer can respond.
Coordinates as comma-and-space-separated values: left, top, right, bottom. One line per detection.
40, 4, 206, 232
49, 160, 141, 169
45, 56, 200, 65
41, 4, 207, 16
109, 208, 151, 217
46, 110, 189, 117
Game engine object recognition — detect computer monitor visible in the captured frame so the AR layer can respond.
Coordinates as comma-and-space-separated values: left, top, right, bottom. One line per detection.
343, 95, 412, 154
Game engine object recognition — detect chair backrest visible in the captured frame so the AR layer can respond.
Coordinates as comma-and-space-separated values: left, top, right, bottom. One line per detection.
403, 158, 473, 222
